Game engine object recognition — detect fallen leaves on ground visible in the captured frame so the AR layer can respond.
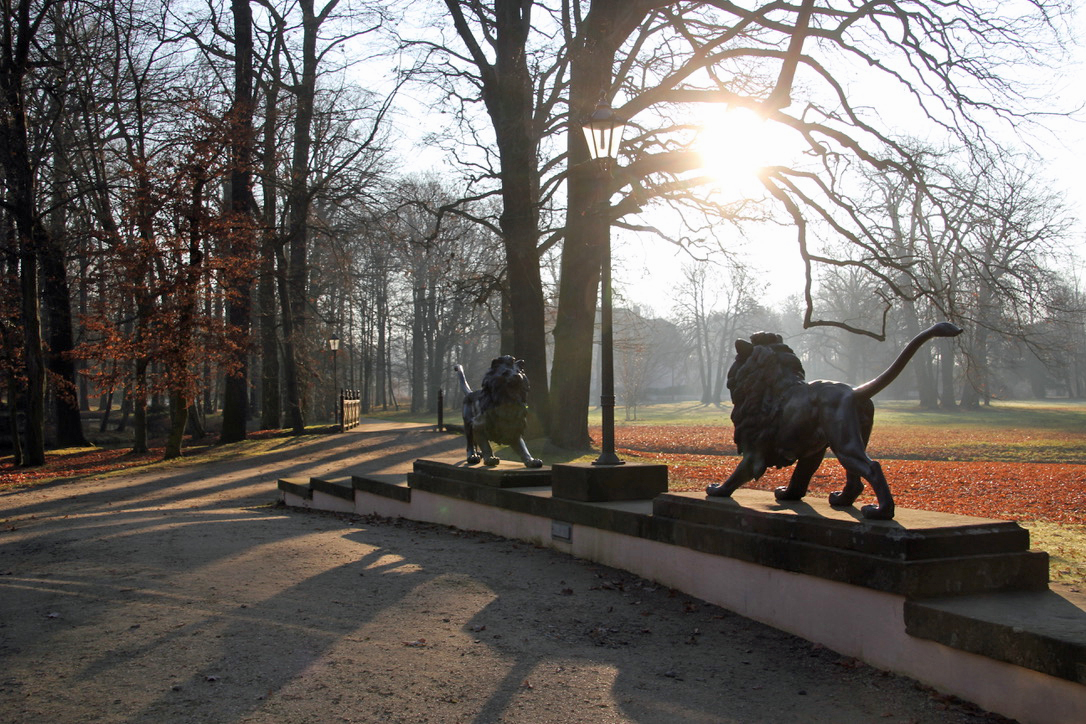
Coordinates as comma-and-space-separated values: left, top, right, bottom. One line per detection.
0, 430, 285, 491
0, 447, 163, 489
597, 425, 1086, 525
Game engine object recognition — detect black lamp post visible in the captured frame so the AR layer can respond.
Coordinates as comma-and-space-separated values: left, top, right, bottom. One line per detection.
582, 103, 627, 466
328, 334, 340, 425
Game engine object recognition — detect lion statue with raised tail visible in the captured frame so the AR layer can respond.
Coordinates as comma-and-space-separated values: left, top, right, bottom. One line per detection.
454, 355, 543, 468
706, 322, 962, 520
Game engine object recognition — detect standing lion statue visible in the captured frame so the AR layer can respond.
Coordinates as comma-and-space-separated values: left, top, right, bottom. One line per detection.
454, 355, 543, 468
706, 322, 962, 520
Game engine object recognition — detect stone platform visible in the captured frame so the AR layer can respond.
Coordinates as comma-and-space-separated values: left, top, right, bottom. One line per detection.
280, 457, 1086, 724
652, 491, 1048, 598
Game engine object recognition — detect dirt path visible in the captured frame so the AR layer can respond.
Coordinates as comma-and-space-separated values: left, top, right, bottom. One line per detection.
1, 422, 1008, 723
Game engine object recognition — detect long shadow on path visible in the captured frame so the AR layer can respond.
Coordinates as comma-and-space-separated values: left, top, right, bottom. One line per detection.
0, 424, 994, 724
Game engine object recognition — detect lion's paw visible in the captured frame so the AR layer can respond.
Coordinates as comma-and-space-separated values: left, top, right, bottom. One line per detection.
467, 455, 481, 465
860, 503, 894, 520
773, 486, 802, 501
828, 491, 853, 506
484, 456, 501, 467
705, 484, 731, 498
525, 458, 543, 468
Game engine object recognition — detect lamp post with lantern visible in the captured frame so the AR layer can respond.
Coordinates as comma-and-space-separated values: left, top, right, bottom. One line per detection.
549, 103, 666, 503
328, 334, 340, 426
581, 103, 627, 467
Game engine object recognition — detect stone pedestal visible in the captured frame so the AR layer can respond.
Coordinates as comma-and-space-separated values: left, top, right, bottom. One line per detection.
550, 462, 668, 502
652, 491, 1050, 598
412, 457, 551, 488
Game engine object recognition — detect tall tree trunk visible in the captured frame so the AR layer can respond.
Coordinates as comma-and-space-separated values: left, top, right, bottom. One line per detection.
165, 391, 189, 459
711, 327, 730, 405
410, 283, 426, 413
258, 243, 280, 429
164, 170, 205, 460
17, 251, 46, 464
41, 235, 88, 447
221, 0, 257, 443
98, 388, 114, 432
492, 0, 549, 431
280, 0, 323, 433
499, 286, 514, 355
548, 76, 609, 447
77, 240, 90, 411
115, 384, 130, 432
42, 107, 86, 448
375, 284, 388, 408
692, 314, 709, 403
549, 1, 647, 449
1, 0, 51, 465
276, 244, 304, 432
939, 337, 956, 409
900, 301, 937, 407
186, 401, 206, 438
132, 358, 149, 453
961, 341, 987, 409
549, 152, 606, 448
444, 0, 551, 431
41, 11, 88, 449
257, 21, 282, 430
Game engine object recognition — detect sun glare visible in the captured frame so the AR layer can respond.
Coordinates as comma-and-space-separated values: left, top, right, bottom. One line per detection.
695, 106, 797, 196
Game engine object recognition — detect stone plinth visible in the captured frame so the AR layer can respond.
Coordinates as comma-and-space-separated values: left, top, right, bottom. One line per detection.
413, 457, 551, 488
551, 462, 669, 502
652, 491, 1049, 598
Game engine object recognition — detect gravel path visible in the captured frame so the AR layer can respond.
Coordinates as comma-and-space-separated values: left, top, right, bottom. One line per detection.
0, 422, 1009, 723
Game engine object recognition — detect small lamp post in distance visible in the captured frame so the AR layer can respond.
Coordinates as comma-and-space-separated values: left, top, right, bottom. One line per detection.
581, 103, 627, 467
328, 334, 340, 426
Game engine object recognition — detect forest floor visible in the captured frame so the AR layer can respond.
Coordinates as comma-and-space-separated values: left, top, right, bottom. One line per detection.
0, 419, 1038, 723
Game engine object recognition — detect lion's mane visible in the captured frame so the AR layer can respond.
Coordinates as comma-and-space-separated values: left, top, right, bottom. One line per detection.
727, 332, 808, 471
477, 357, 530, 446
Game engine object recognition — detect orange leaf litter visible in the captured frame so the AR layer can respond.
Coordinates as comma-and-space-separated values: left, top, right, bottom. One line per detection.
596, 425, 1086, 525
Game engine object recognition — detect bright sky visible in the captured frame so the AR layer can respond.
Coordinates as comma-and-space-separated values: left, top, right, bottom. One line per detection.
615, 104, 813, 315
613, 22, 1086, 318
384, 7, 1086, 316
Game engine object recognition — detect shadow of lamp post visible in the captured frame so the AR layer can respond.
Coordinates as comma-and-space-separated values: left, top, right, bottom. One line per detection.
328, 334, 340, 426
582, 103, 627, 467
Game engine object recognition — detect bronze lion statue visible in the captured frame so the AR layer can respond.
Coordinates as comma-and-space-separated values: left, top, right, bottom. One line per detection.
706, 322, 962, 519
454, 355, 542, 468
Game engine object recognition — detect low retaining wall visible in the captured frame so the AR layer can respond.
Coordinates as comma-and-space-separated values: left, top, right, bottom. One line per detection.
279, 457, 1086, 724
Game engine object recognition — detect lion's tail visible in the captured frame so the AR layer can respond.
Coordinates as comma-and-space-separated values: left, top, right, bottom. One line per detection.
453, 364, 472, 396
853, 321, 963, 400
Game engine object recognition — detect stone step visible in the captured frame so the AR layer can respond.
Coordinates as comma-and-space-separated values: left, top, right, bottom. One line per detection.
280, 460, 1083, 695
653, 490, 1032, 561
906, 587, 1086, 685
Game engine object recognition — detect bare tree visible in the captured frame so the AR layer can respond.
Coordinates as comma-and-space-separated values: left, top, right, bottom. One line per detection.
793, 141, 1074, 407
672, 259, 759, 405
946, 154, 1070, 406
547, 0, 1072, 445
613, 307, 684, 419
395, 0, 571, 432
39, 1, 89, 448
1, 0, 59, 464
1038, 275, 1086, 398
220, 0, 258, 443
